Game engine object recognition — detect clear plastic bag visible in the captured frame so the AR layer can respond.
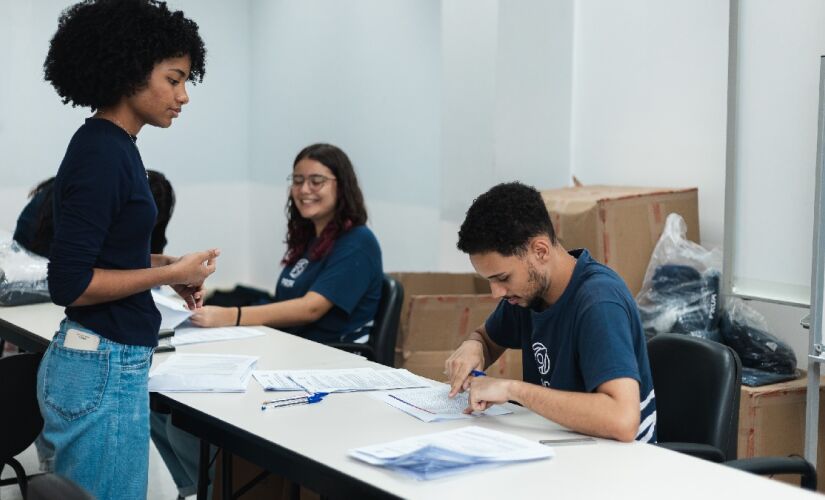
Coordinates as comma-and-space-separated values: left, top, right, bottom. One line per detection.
636, 214, 722, 341
0, 238, 50, 306
720, 297, 798, 386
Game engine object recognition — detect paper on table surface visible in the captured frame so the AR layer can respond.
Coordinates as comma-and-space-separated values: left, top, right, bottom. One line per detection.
286, 367, 431, 393
373, 385, 512, 422
253, 370, 305, 391
349, 426, 554, 480
171, 325, 265, 346
152, 291, 192, 330
148, 353, 257, 393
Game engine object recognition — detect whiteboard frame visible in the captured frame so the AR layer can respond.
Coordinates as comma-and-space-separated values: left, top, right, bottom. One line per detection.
722, 0, 813, 308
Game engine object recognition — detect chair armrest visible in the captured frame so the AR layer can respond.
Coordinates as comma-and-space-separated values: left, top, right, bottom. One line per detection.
654, 442, 726, 463
725, 456, 817, 491
328, 342, 375, 360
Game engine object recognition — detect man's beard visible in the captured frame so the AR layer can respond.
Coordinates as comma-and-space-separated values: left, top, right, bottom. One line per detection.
526, 264, 550, 311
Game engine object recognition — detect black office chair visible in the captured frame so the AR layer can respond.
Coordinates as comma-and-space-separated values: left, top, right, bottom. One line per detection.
329, 275, 404, 367
27, 473, 93, 500
649, 334, 817, 490
0, 352, 44, 497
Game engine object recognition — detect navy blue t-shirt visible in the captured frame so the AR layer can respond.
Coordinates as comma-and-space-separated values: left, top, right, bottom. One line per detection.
485, 249, 657, 443
48, 118, 161, 347
275, 225, 383, 344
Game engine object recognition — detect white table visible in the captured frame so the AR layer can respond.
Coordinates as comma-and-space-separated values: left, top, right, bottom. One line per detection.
0, 303, 819, 499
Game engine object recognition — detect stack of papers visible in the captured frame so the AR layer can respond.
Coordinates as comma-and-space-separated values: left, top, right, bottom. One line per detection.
252, 367, 430, 393
372, 385, 512, 422
149, 354, 258, 392
349, 426, 554, 480
171, 326, 265, 346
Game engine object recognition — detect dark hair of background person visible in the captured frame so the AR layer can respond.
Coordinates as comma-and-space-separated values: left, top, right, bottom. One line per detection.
457, 181, 557, 256
283, 144, 368, 266
24, 170, 175, 257
43, 0, 206, 110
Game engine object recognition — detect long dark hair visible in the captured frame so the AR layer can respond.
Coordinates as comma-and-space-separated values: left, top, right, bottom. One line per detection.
25, 169, 175, 257
283, 144, 368, 266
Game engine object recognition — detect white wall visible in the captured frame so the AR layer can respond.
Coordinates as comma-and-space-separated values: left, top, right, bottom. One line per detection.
570, 0, 729, 249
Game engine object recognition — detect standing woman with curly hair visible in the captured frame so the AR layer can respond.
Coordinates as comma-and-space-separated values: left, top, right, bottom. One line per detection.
39, 1, 218, 497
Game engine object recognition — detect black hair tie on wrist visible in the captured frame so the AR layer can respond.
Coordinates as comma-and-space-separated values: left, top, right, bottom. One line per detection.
236, 306, 242, 327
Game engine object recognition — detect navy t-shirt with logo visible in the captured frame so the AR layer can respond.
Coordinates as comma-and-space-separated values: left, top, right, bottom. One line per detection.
485, 249, 657, 443
275, 225, 383, 344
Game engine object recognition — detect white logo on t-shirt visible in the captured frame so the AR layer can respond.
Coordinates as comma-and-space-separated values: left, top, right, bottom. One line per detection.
532, 342, 551, 376
289, 258, 309, 279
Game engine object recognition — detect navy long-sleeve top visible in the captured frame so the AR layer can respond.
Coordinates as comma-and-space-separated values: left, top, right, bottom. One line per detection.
48, 118, 161, 347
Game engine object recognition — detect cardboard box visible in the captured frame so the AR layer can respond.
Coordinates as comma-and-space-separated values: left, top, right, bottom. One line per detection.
540, 185, 699, 296
738, 375, 825, 491
389, 272, 523, 383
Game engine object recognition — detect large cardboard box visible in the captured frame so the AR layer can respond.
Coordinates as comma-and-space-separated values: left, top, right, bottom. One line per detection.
389, 272, 523, 383
738, 375, 825, 491
540, 185, 699, 296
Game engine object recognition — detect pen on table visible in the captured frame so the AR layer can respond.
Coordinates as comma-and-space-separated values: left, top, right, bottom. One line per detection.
261, 392, 328, 411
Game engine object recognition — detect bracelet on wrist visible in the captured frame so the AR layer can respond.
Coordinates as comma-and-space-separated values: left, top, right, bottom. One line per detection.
235, 306, 242, 326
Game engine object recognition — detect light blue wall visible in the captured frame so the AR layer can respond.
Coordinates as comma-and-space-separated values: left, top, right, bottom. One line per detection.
248, 0, 442, 210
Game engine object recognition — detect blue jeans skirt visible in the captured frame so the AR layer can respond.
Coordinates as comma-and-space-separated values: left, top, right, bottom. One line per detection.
36, 319, 154, 500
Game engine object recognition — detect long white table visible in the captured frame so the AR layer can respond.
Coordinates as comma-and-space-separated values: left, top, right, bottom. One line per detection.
0, 303, 820, 499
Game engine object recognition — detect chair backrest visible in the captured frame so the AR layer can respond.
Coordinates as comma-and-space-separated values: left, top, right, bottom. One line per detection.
647, 334, 741, 461
369, 275, 404, 367
0, 352, 44, 461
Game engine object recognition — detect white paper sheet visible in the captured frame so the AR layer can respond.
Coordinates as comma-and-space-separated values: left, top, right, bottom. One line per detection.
253, 370, 305, 391
170, 326, 265, 346
349, 426, 554, 480
286, 368, 431, 393
148, 353, 257, 393
152, 291, 192, 330
372, 385, 512, 422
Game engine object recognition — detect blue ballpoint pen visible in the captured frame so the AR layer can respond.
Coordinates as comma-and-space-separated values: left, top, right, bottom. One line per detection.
261, 392, 328, 411
471, 369, 486, 377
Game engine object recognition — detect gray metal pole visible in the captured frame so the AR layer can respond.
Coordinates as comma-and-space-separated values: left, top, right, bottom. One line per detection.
804, 55, 825, 464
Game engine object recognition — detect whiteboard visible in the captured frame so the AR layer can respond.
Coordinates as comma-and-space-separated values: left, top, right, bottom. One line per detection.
724, 0, 825, 306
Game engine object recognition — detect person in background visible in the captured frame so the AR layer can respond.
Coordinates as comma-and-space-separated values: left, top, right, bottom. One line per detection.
189, 143, 383, 344
38, 1, 218, 498
445, 182, 657, 443
14, 170, 176, 257
152, 143, 383, 498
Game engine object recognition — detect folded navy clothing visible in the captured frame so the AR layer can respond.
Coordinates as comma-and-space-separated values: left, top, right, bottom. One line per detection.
720, 310, 797, 375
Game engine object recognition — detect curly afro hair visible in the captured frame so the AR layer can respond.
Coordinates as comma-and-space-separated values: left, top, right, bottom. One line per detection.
457, 182, 557, 256
44, 0, 206, 110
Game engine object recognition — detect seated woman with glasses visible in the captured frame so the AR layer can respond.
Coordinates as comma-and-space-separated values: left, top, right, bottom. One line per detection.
152, 143, 382, 498
189, 142, 383, 343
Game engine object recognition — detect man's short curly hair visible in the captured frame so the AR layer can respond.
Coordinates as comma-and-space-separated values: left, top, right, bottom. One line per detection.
44, 0, 206, 110
457, 182, 557, 256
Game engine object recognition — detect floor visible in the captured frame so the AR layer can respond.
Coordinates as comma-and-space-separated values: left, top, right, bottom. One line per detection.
0, 441, 183, 500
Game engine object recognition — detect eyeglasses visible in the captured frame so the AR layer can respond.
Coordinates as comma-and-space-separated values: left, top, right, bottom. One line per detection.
287, 174, 336, 189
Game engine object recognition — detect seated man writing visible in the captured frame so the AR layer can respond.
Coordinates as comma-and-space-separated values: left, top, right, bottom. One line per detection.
445, 182, 656, 443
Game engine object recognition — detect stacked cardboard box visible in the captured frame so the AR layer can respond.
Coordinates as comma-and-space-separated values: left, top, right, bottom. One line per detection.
540, 185, 700, 296
389, 272, 522, 383
738, 375, 825, 491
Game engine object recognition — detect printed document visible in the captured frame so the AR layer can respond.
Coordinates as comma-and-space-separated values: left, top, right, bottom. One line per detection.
286, 367, 430, 393
373, 385, 512, 422
349, 425, 554, 480
148, 353, 257, 393
152, 291, 192, 330
253, 370, 305, 391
